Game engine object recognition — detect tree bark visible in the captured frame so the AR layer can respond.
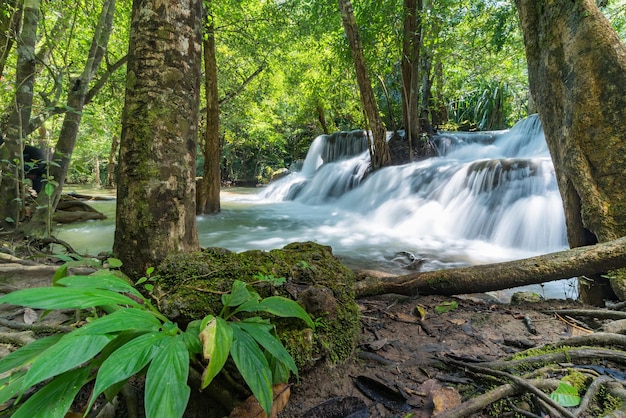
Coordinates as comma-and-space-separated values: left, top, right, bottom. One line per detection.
114, 0, 202, 278
401, 0, 422, 161
0, 0, 21, 78
514, 0, 626, 303
23, 0, 117, 236
338, 0, 390, 171
354, 236, 626, 298
197, 3, 221, 215
0, 0, 40, 229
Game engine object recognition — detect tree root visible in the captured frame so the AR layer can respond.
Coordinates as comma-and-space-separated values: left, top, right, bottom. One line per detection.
435, 327, 626, 417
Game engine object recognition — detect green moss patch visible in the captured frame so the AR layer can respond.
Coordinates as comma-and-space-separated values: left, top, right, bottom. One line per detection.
153, 242, 359, 369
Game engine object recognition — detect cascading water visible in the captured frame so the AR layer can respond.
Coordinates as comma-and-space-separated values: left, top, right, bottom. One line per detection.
260, 114, 566, 256
57, 114, 574, 300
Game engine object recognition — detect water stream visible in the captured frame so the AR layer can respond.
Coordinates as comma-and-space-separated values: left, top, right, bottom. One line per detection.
57, 115, 576, 301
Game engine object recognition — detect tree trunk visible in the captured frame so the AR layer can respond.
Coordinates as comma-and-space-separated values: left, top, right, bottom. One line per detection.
114, 0, 202, 278
197, 3, 221, 215
354, 236, 626, 298
104, 135, 119, 188
0, 0, 21, 78
24, 0, 117, 235
515, 0, 626, 303
0, 0, 40, 230
401, 0, 422, 161
337, 0, 390, 171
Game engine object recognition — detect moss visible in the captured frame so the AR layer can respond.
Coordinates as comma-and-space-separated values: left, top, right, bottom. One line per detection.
154, 241, 359, 370
562, 370, 589, 393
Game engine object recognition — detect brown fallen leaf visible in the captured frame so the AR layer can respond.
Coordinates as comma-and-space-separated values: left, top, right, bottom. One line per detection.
431, 387, 462, 415
368, 337, 388, 351
229, 383, 290, 418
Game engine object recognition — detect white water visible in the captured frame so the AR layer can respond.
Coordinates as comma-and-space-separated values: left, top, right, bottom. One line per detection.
58, 115, 577, 300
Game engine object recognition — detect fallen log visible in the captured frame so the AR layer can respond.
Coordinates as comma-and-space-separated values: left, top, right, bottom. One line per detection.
354, 236, 626, 298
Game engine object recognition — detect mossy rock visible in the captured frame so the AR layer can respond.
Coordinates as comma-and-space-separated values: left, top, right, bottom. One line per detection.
153, 241, 359, 370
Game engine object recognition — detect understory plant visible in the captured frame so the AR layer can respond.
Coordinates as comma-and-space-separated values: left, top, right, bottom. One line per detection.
0, 259, 313, 418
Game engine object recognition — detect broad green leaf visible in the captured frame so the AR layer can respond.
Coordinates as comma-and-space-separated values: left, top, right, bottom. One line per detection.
232, 322, 297, 378
181, 328, 202, 355
199, 317, 233, 389
0, 370, 26, 406
230, 298, 262, 316
0, 334, 63, 375
22, 334, 112, 391
550, 382, 581, 407
72, 308, 161, 336
221, 280, 253, 308
145, 336, 190, 418
55, 274, 143, 298
89, 331, 168, 409
256, 296, 315, 328
0, 287, 141, 309
12, 366, 91, 418
230, 326, 273, 417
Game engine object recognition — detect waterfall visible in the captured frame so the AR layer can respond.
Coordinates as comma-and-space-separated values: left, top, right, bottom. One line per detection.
260, 114, 567, 254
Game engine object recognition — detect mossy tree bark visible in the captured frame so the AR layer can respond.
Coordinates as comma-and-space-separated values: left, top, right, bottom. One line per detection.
338, 0, 391, 171
114, 0, 202, 278
0, 0, 39, 230
197, 1, 221, 215
514, 0, 626, 303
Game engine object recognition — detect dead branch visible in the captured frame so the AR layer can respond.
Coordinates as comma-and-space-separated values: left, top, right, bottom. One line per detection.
354, 236, 626, 297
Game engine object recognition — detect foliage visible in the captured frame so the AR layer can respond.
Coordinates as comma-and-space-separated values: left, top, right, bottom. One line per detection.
549, 381, 581, 407
0, 261, 311, 418
199, 279, 314, 416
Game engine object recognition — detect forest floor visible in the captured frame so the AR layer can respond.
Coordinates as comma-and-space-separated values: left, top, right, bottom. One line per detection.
1, 263, 624, 417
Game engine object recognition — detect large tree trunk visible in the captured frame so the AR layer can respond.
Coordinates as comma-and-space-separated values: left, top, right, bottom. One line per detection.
515, 0, 626, 303
114, 0, 202, 278
197, 3, 221, 215
355, 236, 626, 298
0, 0, 40, 230
338, 0, 390, 171
401, 0, 422, 161
24, 0, 117, 236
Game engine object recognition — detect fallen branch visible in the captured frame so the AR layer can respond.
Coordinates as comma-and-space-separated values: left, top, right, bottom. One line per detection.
354, 236, 626, 297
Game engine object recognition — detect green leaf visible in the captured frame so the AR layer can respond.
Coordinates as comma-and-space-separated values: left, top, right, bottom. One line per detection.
200, 317, 233, 389
90, 331, 167, 409
221, 280, 253, 308
0, 370, 26, 406
43, 182, 54, 197
55, 274, 143, 298
0, 287, 141, 309
230, 326, 273, 417
232, 322, 298, 378
0, 334, 63, 375
256, 296, 315, 328
22, 334, 112, 391
106, 258, 123, 268
435, 301, 458, 314
52, 264, 69, 283
72, 308, 161, 336
12, 367, 91, 418
145, 336, 190, 418
550, 382, 581, 407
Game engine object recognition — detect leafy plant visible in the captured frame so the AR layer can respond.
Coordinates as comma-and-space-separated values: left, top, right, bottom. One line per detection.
550, 381, 581, 407
0, 262, 313, 418
199, 279, 314, 416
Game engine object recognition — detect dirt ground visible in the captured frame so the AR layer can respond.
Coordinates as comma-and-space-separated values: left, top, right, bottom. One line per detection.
0, 264, 619, 418
281, 292, 588, 417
